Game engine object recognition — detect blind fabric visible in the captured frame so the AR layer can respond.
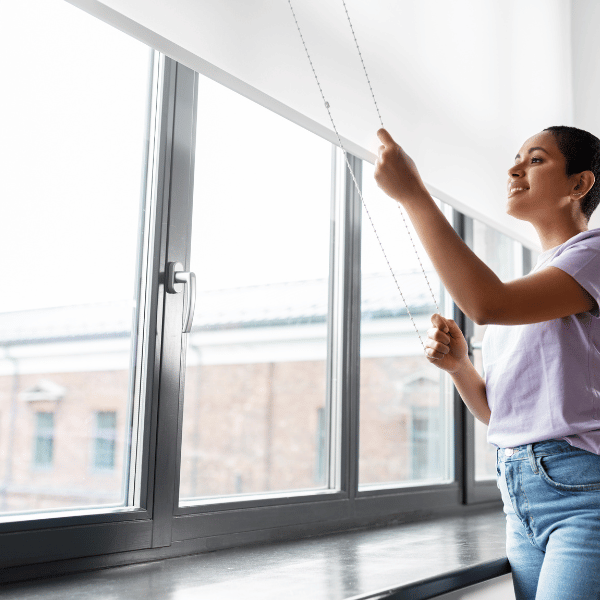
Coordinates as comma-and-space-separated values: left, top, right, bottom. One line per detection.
68, 0, 578, 250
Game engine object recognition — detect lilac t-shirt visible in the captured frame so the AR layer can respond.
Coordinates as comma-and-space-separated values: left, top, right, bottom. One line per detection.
482, 228, 600, 454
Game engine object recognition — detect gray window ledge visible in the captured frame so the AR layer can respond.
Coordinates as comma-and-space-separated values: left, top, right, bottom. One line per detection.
0, 508, 509, 600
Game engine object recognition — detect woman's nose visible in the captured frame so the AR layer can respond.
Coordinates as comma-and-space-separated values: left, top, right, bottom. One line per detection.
508, 165, 524, 178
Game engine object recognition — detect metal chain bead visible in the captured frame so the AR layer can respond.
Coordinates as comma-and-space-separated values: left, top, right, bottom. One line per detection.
339, 0, 440, 319
340, 0, 384, 130
287, 0, 438, 355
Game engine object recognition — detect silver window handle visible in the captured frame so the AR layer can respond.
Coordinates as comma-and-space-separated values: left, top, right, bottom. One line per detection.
166, 262, 196, 333
469, 338, 483, 352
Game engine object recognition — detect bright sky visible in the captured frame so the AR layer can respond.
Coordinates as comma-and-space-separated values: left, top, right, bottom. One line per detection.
1, 0, 436, 315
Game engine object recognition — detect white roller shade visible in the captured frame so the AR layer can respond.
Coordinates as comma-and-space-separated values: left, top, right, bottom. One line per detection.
69, 0, 576, 251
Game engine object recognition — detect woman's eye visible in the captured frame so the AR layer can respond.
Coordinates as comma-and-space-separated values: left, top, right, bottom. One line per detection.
531, 157, 542, 163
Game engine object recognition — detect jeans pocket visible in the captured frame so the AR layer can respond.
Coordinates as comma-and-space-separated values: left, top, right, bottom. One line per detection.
538, 450, 600, 493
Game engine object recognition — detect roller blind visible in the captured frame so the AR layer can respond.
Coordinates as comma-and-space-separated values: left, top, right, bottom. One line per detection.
68, 0, 575, 250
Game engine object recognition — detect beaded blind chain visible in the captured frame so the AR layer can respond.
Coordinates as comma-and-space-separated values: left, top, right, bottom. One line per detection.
287, 0, 440, 354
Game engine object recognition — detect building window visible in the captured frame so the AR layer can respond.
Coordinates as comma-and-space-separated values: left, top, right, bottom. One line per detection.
33, 412, 54, 468
410, 405, 441, 481
93, 411, 117, 470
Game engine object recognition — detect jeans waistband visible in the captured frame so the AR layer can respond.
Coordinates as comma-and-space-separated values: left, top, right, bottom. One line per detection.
497, 439, 575, 463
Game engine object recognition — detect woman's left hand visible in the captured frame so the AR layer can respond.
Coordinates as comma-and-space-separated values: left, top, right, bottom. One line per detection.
374, 128, 429, 206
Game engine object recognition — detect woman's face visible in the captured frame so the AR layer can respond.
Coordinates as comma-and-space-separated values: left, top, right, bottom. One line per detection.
506, 130, 575, 222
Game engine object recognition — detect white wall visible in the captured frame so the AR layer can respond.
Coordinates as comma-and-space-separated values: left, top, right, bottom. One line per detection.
571, 0, 600, 231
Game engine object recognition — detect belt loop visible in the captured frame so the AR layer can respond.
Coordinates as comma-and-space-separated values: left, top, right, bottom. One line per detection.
527, 443, 538, 474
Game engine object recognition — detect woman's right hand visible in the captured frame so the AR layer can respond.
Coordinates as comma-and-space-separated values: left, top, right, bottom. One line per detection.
425, 313, 470, 374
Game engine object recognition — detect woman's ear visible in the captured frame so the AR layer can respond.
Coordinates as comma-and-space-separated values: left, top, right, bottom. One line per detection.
573, 171, 595, 199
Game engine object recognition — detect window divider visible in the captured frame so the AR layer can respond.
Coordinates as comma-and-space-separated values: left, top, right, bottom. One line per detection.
326, 145, 345, 495
150, 58, 199, 547
342, 152, 363, 502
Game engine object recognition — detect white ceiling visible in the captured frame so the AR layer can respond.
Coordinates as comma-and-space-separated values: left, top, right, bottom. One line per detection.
69, 0, 600, 248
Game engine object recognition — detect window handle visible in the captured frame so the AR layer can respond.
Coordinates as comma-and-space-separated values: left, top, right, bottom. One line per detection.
167, 262, 196, 333
469, 337, 483, 352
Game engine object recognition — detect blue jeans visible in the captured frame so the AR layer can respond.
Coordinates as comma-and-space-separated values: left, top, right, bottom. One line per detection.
496, 439, 600, 599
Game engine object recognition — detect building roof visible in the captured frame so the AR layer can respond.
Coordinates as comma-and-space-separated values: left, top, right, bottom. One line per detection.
0, 271, 438, 345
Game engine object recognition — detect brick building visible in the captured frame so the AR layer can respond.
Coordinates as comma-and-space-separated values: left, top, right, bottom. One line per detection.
0, 271, 450, 515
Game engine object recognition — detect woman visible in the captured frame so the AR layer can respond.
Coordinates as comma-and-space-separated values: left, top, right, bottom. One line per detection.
374, 125, 600, 600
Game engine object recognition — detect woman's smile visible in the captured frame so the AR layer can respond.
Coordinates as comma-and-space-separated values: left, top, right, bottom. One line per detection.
507, 186, 529, 197
507, 181, 530, 197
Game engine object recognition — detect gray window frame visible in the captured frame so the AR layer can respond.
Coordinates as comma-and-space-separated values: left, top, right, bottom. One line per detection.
0, 51, 548, 582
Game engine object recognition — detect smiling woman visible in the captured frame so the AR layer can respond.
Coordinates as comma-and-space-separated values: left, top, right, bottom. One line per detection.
374, 124, 600, 600
506, 128, 597, 250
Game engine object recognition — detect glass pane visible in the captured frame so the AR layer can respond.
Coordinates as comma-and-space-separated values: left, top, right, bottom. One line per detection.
358, 164, 454, 488
471, 220, 524, 480
178, 75, 333, 504
0, 1, 152, 515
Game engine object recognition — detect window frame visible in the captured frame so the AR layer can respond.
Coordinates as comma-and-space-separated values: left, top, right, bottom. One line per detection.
2, 50, 555, 581
0, 48, 167, 563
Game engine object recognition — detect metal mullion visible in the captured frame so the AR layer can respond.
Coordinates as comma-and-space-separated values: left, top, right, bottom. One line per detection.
342, 152, 362, 503
128, 48, 163, 515
325, 144, 343, 494
150, 58, 198, 548
458, 212, 479, 503
449, 210, 468, 504
170, 67, 199, 522
146, 55, 177, 547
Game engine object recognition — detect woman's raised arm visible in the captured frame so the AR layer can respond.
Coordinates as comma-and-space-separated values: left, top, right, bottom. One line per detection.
374, 128, 597, 326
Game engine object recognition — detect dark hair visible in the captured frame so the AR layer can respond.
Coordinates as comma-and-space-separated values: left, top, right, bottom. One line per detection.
543, 125, 600, 222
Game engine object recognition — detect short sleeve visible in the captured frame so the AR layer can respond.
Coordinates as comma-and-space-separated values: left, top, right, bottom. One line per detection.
549, 237, 600, 317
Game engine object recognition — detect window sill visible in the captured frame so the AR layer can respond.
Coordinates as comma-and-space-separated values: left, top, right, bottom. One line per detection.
0, 507, 509, 599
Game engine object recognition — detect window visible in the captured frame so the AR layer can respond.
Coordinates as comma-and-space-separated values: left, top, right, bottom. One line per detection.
0, 0, 153, 516
1, 0, 529, 579
33, 412, 54, 468
178, 73, 333, 504
93, 412, 117, 471
411, 403, 443, 480
358, 162, 454, 488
